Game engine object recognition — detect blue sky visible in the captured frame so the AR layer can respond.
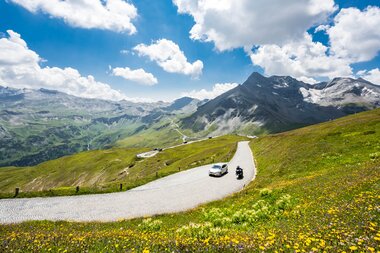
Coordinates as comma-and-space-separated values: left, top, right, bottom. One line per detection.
0, 0, 379, 102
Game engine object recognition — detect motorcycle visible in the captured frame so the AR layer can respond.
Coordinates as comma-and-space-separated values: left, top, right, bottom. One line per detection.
236, 166, 244, 179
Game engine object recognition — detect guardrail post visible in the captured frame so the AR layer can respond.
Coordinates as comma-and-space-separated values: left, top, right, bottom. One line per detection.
119, 183, 123, 191
14, 188, 19, 197
76, 186, 80, 193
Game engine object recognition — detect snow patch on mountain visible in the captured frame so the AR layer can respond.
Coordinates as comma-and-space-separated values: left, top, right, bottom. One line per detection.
299, 78, 380, 106
182, 72, 380, 136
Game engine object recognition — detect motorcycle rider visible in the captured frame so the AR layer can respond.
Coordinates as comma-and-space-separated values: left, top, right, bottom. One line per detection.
236, 166, 243, 178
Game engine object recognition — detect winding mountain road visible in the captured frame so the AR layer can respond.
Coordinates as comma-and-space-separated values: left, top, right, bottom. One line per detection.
0, 141, 255, 224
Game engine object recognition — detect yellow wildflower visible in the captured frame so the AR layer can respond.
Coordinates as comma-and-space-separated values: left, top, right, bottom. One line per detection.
349, 245, 357, 251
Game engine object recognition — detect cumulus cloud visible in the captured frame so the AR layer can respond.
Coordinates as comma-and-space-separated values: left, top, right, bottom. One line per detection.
173, 0, 336, 51
112, 67, 158, 86
249, 6, 380, 82
181, 82, 238, 100
296, 76, 319, 85
0, 30, 132, 101
357, 69, 380, 85
314, 24, 330, 33
9, 0, 138, 34
249, 33, 352, 82
174, 1, 380, 83
134, 39, 203, 78
327, 6, 380, 63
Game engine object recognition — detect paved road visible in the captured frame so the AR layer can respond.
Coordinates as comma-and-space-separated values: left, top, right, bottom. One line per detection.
0, 141, 255, 224
136, 150, 159, 158
136, 135, 222, 158
163, 135, 222, 151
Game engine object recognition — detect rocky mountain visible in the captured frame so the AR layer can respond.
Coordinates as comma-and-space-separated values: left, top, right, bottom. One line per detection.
2, 73, 379, 167
181, 72, 380, 135
0, 86, 198, 167
164, 97, 199, 112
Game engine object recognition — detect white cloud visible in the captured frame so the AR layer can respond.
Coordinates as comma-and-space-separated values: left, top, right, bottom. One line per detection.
9, 0, 138, 34
327, 6, 380, 62
297, 76, 319, 84
181, 82, 238, 100
357, 69, 380, 85
0, 30, 135, 101
314, 24, 330, 33
173, 0, 336, 51
120, 49, 130, 55
112, 67, 158, 86
134, 39, 203, 78
174, 1, 380, 83
249, 7, 380, 82
249, 33, 352, 82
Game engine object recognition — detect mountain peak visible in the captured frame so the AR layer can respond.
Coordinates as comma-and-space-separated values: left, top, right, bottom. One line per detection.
164, 96, 199, 112
38, 88, 60, 94
242, 72, 268, 88
174, 96, 195, 102
181, 72, 380, 136
247, 72, 266, 80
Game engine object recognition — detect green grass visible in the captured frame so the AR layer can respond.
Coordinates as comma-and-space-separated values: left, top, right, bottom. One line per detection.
115, 124, 183, 148
1, 109, 380, 252
0, 135, 246, 198
115, 118, 208, 149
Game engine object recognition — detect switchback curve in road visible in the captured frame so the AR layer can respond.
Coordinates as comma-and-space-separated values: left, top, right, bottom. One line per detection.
0, 141, 255, 223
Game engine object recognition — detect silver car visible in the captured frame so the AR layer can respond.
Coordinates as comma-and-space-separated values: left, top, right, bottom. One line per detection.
209, 163, 228, 177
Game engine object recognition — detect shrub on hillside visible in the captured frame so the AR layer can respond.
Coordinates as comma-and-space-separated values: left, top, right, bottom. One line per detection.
138, 218, 163, 232
201, 194, 294, 229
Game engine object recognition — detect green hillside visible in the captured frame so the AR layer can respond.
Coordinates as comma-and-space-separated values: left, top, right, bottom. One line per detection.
1, 109, 379, 252
115, 117, 209, 149
0, 135, 245, 198
115, 120, 184, 148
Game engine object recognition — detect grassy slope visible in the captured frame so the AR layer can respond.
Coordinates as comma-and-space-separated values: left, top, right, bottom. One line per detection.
116, 126, 183, 148
0, 135, 245, 198
115, 117, 206, 149
1, 109, 380, 252
0, 112, 136, 167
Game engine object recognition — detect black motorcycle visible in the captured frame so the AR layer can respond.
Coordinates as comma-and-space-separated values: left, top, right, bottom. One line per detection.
236, 166, 244, 179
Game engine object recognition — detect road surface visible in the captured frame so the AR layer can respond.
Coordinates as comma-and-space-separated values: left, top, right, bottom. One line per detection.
136, 150, 159, 158
0, 141, 255, 224
136, 134, 222, 158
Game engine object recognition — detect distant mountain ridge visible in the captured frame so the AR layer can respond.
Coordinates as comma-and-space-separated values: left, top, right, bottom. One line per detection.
1, 72, 379, 167
181, 72, 380, 135
0, 86, 199, 167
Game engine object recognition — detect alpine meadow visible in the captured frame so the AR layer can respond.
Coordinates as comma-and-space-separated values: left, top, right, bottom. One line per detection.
0, 0, 380, 252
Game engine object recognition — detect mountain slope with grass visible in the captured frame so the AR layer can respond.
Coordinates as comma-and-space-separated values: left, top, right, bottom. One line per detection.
2, 73, 378, 167
0, 135, 245, 198
1, 109, 379, 252
0, 86, 202, 167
